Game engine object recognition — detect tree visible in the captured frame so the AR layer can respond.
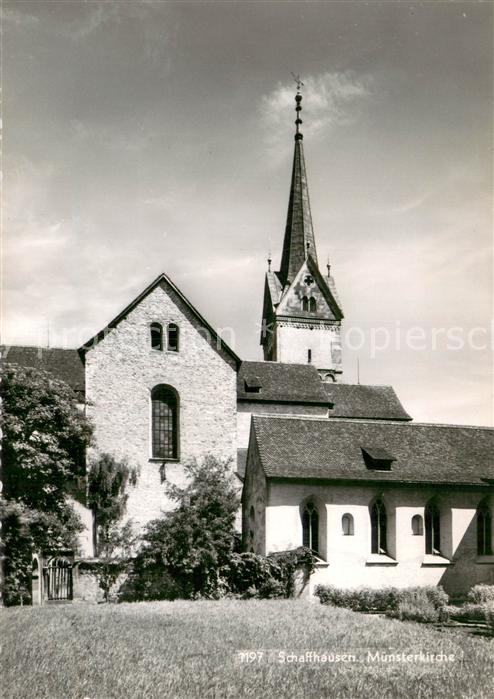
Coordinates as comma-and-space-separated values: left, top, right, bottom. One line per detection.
129, 455, 240, 599
86, 453, 138, 601
87, 452, 138, 557
1, 363, 93, 605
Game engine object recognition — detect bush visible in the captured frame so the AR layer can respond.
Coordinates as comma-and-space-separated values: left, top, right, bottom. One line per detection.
467, 584, 494, 605
484, 601, 494, 635
220, 547, 315, 600
445, 603, 486, 622
445, 600, 494, 631
314, 585, 448, 615
391, 598, 440, 623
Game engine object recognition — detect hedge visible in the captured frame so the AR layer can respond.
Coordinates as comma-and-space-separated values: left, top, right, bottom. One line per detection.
314, 584, 449, 614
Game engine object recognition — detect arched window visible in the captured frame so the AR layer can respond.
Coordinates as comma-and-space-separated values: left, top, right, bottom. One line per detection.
370, 499, 387, 554
342, 513, 354, 536
309, 297, 317, 312
477, 500, 493, 556
150, 323, 163, 351
425, 500, 441, 555
151, 385, 178, 459
301, 296, 309, 312
167, 323, 179, 352
302, 502, 319, 554
411, 514, 424, 536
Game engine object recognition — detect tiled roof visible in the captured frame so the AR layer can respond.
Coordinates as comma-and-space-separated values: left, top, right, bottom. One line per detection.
1, 345, 85, 398
251, 415, 494, 486
237, 361, 330, 404
324, 383, 412, 421
266, 271, 283, 306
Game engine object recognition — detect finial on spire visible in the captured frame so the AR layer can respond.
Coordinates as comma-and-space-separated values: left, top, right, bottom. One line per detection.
267, 252, 272, 272
327, 256, 331, 277
306, 241, 310, 259
291, 72, 304, 141
291, 72, 304, 93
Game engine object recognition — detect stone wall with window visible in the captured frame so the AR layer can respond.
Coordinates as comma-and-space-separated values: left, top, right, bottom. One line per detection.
257, 481, 494, 596
85, 281, 237, 531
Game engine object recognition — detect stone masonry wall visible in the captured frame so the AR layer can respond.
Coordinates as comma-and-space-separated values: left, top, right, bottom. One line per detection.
85, 281, 237, 533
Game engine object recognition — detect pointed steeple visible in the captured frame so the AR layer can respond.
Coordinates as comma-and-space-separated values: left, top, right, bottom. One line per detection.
279, 92, 318, 286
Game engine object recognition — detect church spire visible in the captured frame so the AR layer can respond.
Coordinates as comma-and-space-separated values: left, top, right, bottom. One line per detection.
279, 90, 318, 286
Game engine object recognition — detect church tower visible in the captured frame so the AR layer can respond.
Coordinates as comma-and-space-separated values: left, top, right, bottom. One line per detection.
260, 89, 344, 382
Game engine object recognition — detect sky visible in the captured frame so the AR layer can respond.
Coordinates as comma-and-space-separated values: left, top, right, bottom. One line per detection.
2, 0, 493, 426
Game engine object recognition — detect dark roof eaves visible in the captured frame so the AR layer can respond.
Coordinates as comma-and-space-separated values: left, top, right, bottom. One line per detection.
237, 397, 333, 407
267, 475, 494, 489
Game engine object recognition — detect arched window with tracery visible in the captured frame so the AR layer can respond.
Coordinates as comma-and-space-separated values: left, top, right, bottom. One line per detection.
370, 499, 387, 554
477, 500, 493, 556
342, 513, 354, 536
425, 500, 441, 555
167, 323, 179, 352
301, 296, 309, 312
151, 385, 179, 459
150, 323, 163, 351
302, 502, 319, 554
309, 297, 317, 312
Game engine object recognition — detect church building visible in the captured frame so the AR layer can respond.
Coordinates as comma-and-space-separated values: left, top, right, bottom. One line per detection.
4, 90, 493, 599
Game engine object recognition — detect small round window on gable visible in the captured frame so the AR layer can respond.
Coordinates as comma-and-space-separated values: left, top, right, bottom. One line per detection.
342, 513, 354, 536
411, 514, 424, 536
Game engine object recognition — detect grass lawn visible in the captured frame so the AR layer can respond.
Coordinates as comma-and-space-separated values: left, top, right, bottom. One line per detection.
2, 599, 493, 698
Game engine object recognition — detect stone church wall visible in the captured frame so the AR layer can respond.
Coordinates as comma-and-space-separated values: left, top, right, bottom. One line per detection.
84, 281, 237, 532
261, 481, 493, 597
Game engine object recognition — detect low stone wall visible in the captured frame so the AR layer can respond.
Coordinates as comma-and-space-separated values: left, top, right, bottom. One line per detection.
73, 559, 128, 604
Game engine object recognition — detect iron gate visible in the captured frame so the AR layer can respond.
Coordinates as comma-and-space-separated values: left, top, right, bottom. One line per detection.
43, 557, 73, 601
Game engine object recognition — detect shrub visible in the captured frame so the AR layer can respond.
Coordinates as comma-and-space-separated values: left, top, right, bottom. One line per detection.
391, 598, 440, 623
467, 584, 494, 605
445, 603, 485, 622
484, 601, 494, 635
220, 547, 315, 599
445, 600, 494, 633
314, 585, 448, 615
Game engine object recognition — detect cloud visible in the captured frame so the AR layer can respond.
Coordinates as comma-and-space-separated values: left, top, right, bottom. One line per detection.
260, 71, 370, 162
64, 3, 121, 41
2, 6, 40, 27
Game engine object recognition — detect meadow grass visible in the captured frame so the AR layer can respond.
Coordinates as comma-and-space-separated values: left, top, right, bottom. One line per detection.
2, 598, 493, 698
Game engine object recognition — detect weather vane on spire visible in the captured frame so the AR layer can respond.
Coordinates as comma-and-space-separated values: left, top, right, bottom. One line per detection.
290, 72, 304, 93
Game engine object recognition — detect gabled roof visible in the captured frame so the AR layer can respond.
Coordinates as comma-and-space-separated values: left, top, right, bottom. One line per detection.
237, 361, 331, 404
79, 272, 241, 367
250, 415, 494, 486
324, 384, 412, 421
275, 254, 343, 321
1, 345, 85, 398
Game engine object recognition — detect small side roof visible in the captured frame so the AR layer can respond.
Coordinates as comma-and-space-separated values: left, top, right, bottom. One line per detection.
1, 345, 85, 398
250, 415, 494, 486
237, 361, 331, 404
79, 272, 241, 367
324, 383, 412, 421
